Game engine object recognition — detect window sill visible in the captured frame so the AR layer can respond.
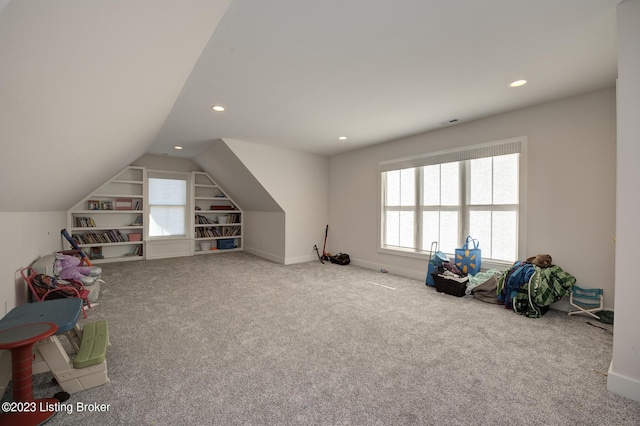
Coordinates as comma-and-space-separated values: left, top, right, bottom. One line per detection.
148, 235, 189, 241
379, 246, 514, 272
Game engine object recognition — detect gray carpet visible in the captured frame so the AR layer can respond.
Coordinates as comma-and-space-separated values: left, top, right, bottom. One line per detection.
4, 252, 640, 425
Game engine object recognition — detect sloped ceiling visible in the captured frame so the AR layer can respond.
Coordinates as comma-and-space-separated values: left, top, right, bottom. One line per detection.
0, 0, 620, 213
193, 139, 282, 213
150, 0, 619, 158
0, 0, 231, 212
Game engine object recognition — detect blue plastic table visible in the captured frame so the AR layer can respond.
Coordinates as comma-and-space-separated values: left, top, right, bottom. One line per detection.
0, 298, 82, 334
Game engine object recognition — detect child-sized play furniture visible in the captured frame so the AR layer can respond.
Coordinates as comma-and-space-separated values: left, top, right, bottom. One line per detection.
20, 266, 92, 318
568, 285, 604, 319
35, 320, 110, 393
0, 299, 110, 395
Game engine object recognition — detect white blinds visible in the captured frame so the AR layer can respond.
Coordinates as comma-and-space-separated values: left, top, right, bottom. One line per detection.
378, 138, 523, 172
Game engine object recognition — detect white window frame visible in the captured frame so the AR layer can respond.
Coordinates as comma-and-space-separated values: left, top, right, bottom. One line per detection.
378, 137, 527, 270
145, 171, 191, 240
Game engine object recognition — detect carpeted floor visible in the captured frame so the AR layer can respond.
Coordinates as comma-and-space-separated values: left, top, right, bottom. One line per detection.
4, 251, 640, 425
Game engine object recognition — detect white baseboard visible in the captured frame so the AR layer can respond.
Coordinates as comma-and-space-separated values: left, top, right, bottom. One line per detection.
350, 257, 426, 282
284, 254, 316, 265
244, 247, 285, 264
608, 362, 640, 403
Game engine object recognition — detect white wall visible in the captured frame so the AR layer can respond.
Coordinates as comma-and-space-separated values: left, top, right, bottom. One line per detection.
0, 212, 66, 313
243, 211, 286, 263
329, 88, 616, 309
225, 139, 329, 264
608, 0, 640, 403
193, 140, 286, 262
131, 154, 201, 173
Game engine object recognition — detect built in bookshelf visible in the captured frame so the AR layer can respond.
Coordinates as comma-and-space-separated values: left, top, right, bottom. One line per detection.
66, 167, 243, 263
192, 171, 243, 255
66, 166, 145, 263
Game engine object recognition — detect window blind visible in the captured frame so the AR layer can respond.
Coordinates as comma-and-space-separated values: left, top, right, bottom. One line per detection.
379, 139, 522, 172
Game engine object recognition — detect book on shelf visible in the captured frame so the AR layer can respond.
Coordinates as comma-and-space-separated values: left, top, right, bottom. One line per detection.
131, 214, 143, 226
195, 214, 216, 224
115, 198, 133, 210
74, 216, 96, 227
72, 229, 130, 244
89, 246, 104, 260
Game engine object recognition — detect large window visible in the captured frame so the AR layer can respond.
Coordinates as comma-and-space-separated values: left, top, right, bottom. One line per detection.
148, 174, 188, 238
380, 139, 523, 264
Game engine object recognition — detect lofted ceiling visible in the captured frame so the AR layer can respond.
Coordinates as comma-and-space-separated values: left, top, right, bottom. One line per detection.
149, 0, 619, 158
0, 0, 620, 212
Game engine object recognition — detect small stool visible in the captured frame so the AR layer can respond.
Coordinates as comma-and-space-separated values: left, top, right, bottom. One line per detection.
0, 322, 60, 425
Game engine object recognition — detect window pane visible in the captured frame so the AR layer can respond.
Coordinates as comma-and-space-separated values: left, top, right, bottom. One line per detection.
399, 211, 414, 247
440, 162, 459, 206
439, 211, 458, 254
385, 169, 415, 206
422, 211, 439, 250
149, 177, 187, 237
385, 210, 414, 248
149, 178, 186, 205
469, 157, 492, 205
149, 206, 185, 236
492, 211, 517, 261
385, 211, 400, 246
493, 154, 518, 204
469, 211, 492, 258
400, 168, 415, 206
385, 171, 400, 206
422, 165, 440, 206
469, 210, 517, 262
422, 211, 458, 254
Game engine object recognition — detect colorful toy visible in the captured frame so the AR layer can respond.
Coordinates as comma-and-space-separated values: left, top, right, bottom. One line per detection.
54, 253, 102, 286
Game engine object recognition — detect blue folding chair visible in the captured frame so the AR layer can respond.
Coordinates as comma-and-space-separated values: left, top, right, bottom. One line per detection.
568, 285, 604, 319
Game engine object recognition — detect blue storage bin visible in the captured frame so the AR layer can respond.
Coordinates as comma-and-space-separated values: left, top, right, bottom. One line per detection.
217, 239, 235, 250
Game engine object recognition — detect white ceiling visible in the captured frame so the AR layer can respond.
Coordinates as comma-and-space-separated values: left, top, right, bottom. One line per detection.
0, 0, 231, 211
149, 0, 619, 158
0, 0, 620, 212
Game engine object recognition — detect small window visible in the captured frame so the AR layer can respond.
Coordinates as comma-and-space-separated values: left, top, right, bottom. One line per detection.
148, 175, 188, 237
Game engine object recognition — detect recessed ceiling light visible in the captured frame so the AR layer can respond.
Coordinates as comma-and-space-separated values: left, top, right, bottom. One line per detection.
211, 105, 225, 112
509, 79, 527, 87
174, 146, 183, 150
338, 136, 347, 140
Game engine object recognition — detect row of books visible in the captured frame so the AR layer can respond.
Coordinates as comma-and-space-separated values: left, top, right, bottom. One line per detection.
194, 213, 241, 224
74, 216, 96, 227
72, 230, 137, 245
195, 226, 241, 238
125, 245, 143, 256
195, 215, 216, 224
224, 214, 241, 224
74, 215, 143, 228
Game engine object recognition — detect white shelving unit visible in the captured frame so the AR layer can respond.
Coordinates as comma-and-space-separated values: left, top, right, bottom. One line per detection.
66, 168, 243, 262
66, 166, 145, 263
192, 171, 243, 254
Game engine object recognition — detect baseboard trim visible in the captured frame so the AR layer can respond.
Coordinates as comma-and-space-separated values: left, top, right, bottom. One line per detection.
284, 254, 316, 265
244, 247, 285, 264
608, 361, 640, 403
350, 258, 426, 282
